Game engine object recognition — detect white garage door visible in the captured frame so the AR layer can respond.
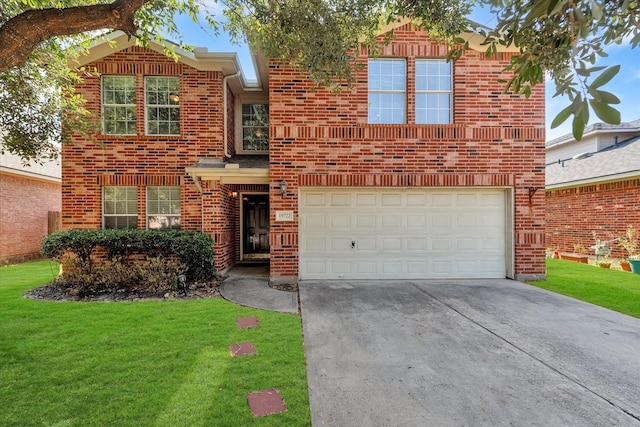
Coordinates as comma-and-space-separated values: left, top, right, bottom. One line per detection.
299, 188, 508, 279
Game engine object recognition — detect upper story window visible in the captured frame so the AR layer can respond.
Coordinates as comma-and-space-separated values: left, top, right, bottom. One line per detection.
147, 186, 181, 230
368, 59, 406, 124
103, 186, 137, 229
145, 76, 180, 135
415, 59, 452, 124
241, 104, 269, 151
102, 76, 136, 135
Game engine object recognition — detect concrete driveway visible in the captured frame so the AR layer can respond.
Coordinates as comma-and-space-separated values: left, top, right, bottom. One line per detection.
299, 279, 640, 426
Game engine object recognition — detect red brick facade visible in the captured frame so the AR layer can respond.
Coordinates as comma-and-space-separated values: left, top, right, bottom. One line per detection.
63, 26, 546, 280
268, 24, 546, 280
546, 179, 640, 258
0, 173, 61, 264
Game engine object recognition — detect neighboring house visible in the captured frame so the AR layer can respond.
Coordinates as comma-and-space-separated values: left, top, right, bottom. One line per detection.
0, 147, 61, 265
63, 22, 546, 282
546, 119, 640, 257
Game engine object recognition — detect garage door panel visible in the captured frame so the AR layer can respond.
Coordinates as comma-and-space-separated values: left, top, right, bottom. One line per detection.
330, 193, 351, 206
303, 193, 326, 206
432, 193, 453, 206
304, 214, 327, 230
355, 193, 377, 206
299, 188, 507, 279
457, 215, 477, 228
356, 215, 377, 228
407, 215, 427, 228
457, 193, 482, 206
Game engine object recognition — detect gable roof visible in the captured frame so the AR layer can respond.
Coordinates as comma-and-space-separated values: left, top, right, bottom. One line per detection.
381, 18, 520, 53
70, 31, 268, 94
546, 135, 640, 189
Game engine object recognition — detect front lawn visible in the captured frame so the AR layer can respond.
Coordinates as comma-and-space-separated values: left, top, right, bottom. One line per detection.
528, 258, 640, 318
0, 261, 311, 427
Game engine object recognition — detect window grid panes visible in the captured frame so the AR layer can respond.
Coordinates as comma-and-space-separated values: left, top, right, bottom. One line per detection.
145, 77, 180, 135
368, 59, 406, 124
415, 59, 452, 124
147, 187, 181, 230
241, 104, 269, 151
103, 186, 137, 229
102, 76, 136, 135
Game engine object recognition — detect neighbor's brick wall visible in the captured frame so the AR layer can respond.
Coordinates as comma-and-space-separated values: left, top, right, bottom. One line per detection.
268, 23, 547, 280
62, 46, 236, 265
546, 179, 640, 258
0, 173, 61, 264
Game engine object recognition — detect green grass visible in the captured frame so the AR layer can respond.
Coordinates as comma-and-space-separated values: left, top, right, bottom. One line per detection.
0, 261, 311, 427
529, 258, 640, 318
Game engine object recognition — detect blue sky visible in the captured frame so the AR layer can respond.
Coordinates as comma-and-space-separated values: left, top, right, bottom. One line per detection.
174, 6, 640, 141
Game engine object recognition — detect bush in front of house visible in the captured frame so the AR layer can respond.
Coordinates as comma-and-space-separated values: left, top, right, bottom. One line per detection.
42, 229, 216, 295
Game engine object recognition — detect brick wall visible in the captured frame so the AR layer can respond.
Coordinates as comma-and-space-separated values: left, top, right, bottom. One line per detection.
546, 178, 640, 258
62, 46, 234, 261
268, 23, 546, 280
0, 173, 61, 264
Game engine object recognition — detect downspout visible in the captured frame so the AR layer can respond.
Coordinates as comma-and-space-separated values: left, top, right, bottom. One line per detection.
223, 71, 241, 159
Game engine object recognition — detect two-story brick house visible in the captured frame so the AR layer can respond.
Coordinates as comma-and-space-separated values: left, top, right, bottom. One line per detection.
64, 22, 546, 283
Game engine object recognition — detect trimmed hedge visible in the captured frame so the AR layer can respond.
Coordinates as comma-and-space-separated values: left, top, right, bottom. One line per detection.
42, 229, 216, 282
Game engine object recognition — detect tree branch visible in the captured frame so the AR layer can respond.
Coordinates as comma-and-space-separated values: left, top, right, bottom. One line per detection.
0, 0, 151, 73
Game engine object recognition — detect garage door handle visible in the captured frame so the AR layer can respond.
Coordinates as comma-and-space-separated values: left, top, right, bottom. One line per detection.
351, 241, 355, 249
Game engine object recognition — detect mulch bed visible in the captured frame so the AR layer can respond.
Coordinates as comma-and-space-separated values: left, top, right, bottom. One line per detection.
23, 279, 222, 302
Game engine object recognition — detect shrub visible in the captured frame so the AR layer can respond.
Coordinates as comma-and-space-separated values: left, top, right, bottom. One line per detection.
58, 257, 185, 296
42, 229, 216, 286
619, 225, 639, 259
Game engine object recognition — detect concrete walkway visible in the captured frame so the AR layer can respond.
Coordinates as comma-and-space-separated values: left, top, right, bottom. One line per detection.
219, 265, 299, 314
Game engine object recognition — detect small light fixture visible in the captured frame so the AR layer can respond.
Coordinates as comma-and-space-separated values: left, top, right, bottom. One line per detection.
178, 274, 187, 295
231, 191, 238, 198
169, 92, 180, 103
255, 128, 263, 138
279, 179, 288, 197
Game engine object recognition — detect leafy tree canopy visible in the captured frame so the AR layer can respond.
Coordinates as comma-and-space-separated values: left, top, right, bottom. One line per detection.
1, 0, 638, 162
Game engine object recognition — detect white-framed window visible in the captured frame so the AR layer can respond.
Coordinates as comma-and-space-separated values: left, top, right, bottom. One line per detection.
145, 76, 180, 135
146, 187, 181, 230
241, 103, 269, 151
103, 186, 137, 229
415, 59, 452, 124
368, 58, 406, 124
101, 76, 136, 135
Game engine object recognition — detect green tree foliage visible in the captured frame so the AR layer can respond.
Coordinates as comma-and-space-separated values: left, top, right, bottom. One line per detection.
1, 0, 639, 163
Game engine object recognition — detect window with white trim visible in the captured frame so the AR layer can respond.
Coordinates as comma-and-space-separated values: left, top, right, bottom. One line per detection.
145, 76, 180, 135
147, 187, 181, 230
368, 59, 406, 124
415, 59, 452, 124
103, 186, 137, 229
241, 104, 269, 151
102, 76, 136, 135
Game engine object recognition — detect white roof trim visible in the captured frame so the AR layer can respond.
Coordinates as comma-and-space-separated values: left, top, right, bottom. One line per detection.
0, 166, 62, 183
70, 32, 264, 90
185, 166, 270, 185
546, 169, 640, 190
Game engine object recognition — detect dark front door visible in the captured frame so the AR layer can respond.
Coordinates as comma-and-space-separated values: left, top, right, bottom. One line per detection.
243, 194, 270, 259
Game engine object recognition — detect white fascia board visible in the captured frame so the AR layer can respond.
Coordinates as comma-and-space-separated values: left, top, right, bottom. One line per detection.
0, 167, 62, 183
546, 170, 640, 190
184, 166, 270, 185
69, 32, 258, 87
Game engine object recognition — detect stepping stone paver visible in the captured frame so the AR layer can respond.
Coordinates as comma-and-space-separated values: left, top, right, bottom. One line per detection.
236, 316, 259, 329
247, 388, 287, 417
230, 342, 257, 356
